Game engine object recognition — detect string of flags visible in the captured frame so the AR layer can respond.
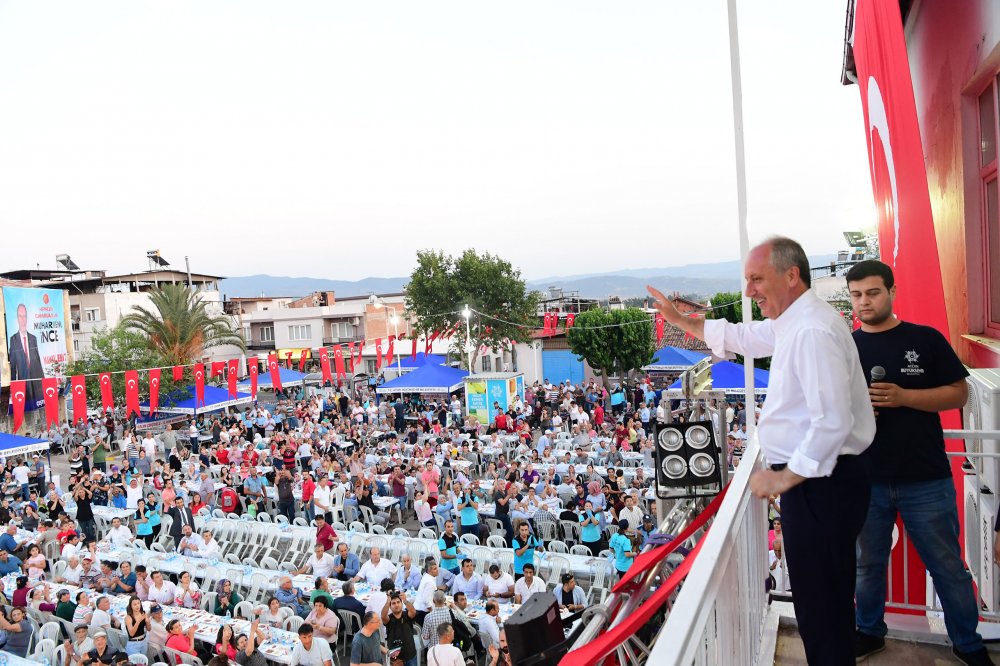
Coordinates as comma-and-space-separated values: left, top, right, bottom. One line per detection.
11, 302, 714, 433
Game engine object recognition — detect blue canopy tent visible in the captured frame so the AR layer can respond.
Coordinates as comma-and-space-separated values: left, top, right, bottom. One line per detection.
140, 384, 253, 416
643, 346, 709, 372
0, 433, 50, 459
376, 363, 468, 395
395, 353, 446, 371
667, 360, 770, 395
238, 367, 311, 391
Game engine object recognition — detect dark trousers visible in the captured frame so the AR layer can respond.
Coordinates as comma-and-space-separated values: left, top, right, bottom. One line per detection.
277, 500, 295, 523
781, 454, 870, 666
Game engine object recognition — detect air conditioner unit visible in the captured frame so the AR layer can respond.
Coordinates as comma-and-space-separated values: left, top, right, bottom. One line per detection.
351, 317, 361, 326
964, 475, 1000, 611
964, 369, 1000, 494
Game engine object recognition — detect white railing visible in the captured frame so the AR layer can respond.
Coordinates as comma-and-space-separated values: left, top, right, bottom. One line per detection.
647, 435, 769, 665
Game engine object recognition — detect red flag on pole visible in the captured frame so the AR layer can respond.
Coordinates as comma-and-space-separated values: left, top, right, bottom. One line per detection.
124, 370, 140, 418
375, 338, 383, 371
354, 343, 364, 370
298, 350, 308, 372
655, 314, 665, 344
99, 372, 113, 412
333, 345, 346, 380
268, 354, 283, 390
248, 361, 259, 399
71, 375, 87, 426
42, 377, 60, 429
194, 363, 206, 406
173, 365, 184, 382
148, 368, 161, 414
411, 337, 418, 360
319, 348, 332, 384
566, 313, 575, 330
347, 342, 356, 372
384, 336, 395, 369
542, 312, 551, 334
9, 381, 26, 433
424, 331, 432, 355
211, 361, 225, 378
227, 359, 239, 397
284, 352, 293, 369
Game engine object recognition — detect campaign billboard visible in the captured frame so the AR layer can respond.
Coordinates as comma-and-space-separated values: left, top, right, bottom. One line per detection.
0, 289, 6, 389
466, 380, 489, 425
3, 287, 68, 411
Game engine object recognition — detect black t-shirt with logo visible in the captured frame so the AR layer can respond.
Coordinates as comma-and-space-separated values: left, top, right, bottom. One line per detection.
853, 321, 968, 482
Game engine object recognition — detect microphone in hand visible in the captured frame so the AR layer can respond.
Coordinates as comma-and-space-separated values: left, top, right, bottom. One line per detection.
870, 366, 886, 385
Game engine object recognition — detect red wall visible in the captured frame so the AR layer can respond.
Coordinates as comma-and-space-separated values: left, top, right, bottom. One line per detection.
904, 0, 1000, 367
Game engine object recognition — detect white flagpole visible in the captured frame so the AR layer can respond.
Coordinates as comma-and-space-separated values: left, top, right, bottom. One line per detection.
726, 0, 757, 434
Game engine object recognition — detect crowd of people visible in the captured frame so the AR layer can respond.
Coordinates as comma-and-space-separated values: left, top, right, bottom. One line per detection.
0, 371, 768, 666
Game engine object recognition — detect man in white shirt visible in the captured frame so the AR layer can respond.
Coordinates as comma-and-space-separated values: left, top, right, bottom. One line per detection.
483, 565, 515, 604
104, 517, 133, 547
414, 557, 440, 618
353, 547, 396, 588
177, 524, 205, 557
427, 623, 465, 666
618, 495, 644, 533
59, 555, 83, 585
194, 530, 221, 560
91, 595, 118, 630
289, 623, 334, 666
146, 571, 177, 605
513, 563, 547, 603
142, 434, 158, 460
649, 237, 875, 665
297, 544, 336, 578
478, 601, 502, 648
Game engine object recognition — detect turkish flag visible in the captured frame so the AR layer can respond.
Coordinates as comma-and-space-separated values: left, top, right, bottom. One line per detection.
347, 342, 356, 372
354, 342, 364, 370
71, 375, 87, 426
542, 312, 551, 334
148, 369, 161, 414
566, 313, 575, 330
319, 348, 333, 384
211, 361, 224, 378
333, 345, 346, 380
99, 372, 113, 412
298, 349, 309, 372
194, 363, 206, 406
124, 369, 140, 418
173, 365, 184, 382
227, 359, 239, 397
9, 381, 26, 432
268, 353, 282, 390
655, 315, 665, 343
42, 377, 60, 429
429, 330, 440, 344
424, 331, 432, 355
411, 337, 418, 360
375, 338, 383, 371
248, 361, 259, 399
384, 335, 395, 369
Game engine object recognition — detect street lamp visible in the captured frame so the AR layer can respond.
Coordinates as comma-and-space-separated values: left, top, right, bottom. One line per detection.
462, 305, 473, 372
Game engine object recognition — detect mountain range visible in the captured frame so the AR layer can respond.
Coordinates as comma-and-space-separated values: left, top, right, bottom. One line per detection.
219, 254, 838, 301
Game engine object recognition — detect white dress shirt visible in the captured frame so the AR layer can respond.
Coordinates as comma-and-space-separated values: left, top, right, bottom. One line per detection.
307, 553, 336, 578
414, 572, 438, 612
356, 558, 397, 587
195, 538, 221, 560
703, 290, 875, 477
106, 525, 134, 547
514, 576, 546, 602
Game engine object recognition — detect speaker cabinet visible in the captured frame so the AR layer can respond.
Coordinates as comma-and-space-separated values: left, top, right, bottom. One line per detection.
653, 420, 722, 497
505, 592, 566, 665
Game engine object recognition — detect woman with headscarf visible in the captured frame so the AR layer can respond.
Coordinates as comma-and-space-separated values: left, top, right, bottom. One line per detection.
585, 480, 608, 531
214, 578, 242, 617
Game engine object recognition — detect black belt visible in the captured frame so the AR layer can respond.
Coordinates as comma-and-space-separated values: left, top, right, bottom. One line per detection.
768, 463, 787, 471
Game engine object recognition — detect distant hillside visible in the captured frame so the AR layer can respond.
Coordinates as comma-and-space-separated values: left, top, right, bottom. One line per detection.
220, 253, 838, 300
527, 275, 739, 299
219, 274, 409, 299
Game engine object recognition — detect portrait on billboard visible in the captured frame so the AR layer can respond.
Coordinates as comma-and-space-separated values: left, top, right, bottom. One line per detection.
3, 287, 67, 410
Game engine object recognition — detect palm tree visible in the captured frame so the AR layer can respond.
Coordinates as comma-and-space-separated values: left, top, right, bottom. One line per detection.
121, 284, 245, 364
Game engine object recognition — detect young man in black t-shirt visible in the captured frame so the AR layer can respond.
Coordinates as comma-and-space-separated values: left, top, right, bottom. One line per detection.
848, 260, 990, 666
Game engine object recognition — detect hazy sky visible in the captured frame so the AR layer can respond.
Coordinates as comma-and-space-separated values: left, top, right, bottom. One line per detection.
0, 1, 872, 281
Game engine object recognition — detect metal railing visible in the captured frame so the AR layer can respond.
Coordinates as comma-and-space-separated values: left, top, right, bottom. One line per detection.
646, 436, 768, 665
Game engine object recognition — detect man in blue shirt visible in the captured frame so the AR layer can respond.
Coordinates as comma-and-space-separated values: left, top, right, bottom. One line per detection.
332, 580, 366, 618
242, 469, 266, 514
609, 519, 637, 576
0, 550, 22, 576
438, 521, 460, 574
456, 488, 480, 538
275, 576, 309, 618
0, 524, 22, 555
449, 559, 483, 600
331, 543, 360, 581
512, 521, 541, 580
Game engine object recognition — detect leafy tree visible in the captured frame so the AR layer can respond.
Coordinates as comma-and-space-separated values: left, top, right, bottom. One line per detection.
65, 324, 185, 408
120, 284, 245, 364
566, 307, 656, 388
706, 291, 769, 369
405, 249, 539, 370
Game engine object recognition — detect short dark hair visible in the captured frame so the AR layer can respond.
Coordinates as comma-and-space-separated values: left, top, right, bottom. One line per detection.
522, 563, 535, 573
461, 558, 472, 567
363, 611, 379, 626
297, 623, 313, 636
845, 259, 894, 289
488, 564, 500, 574
380, 578, 395, 592
437, 622, 453, 638
312, 596, 328, 609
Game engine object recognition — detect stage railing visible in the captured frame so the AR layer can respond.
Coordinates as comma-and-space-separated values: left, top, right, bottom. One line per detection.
646, 435, 768, 665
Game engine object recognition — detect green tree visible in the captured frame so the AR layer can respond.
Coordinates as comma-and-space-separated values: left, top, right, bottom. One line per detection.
120, 284, 245, 365
65, 324, 184, 408
566, 308, 656, 388
706, 291, 769, 369
405, 249, 539, 370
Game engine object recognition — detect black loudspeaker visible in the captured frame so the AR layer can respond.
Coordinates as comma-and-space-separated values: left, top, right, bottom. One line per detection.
505, 593, 567, 666
653, 420, 722, 497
